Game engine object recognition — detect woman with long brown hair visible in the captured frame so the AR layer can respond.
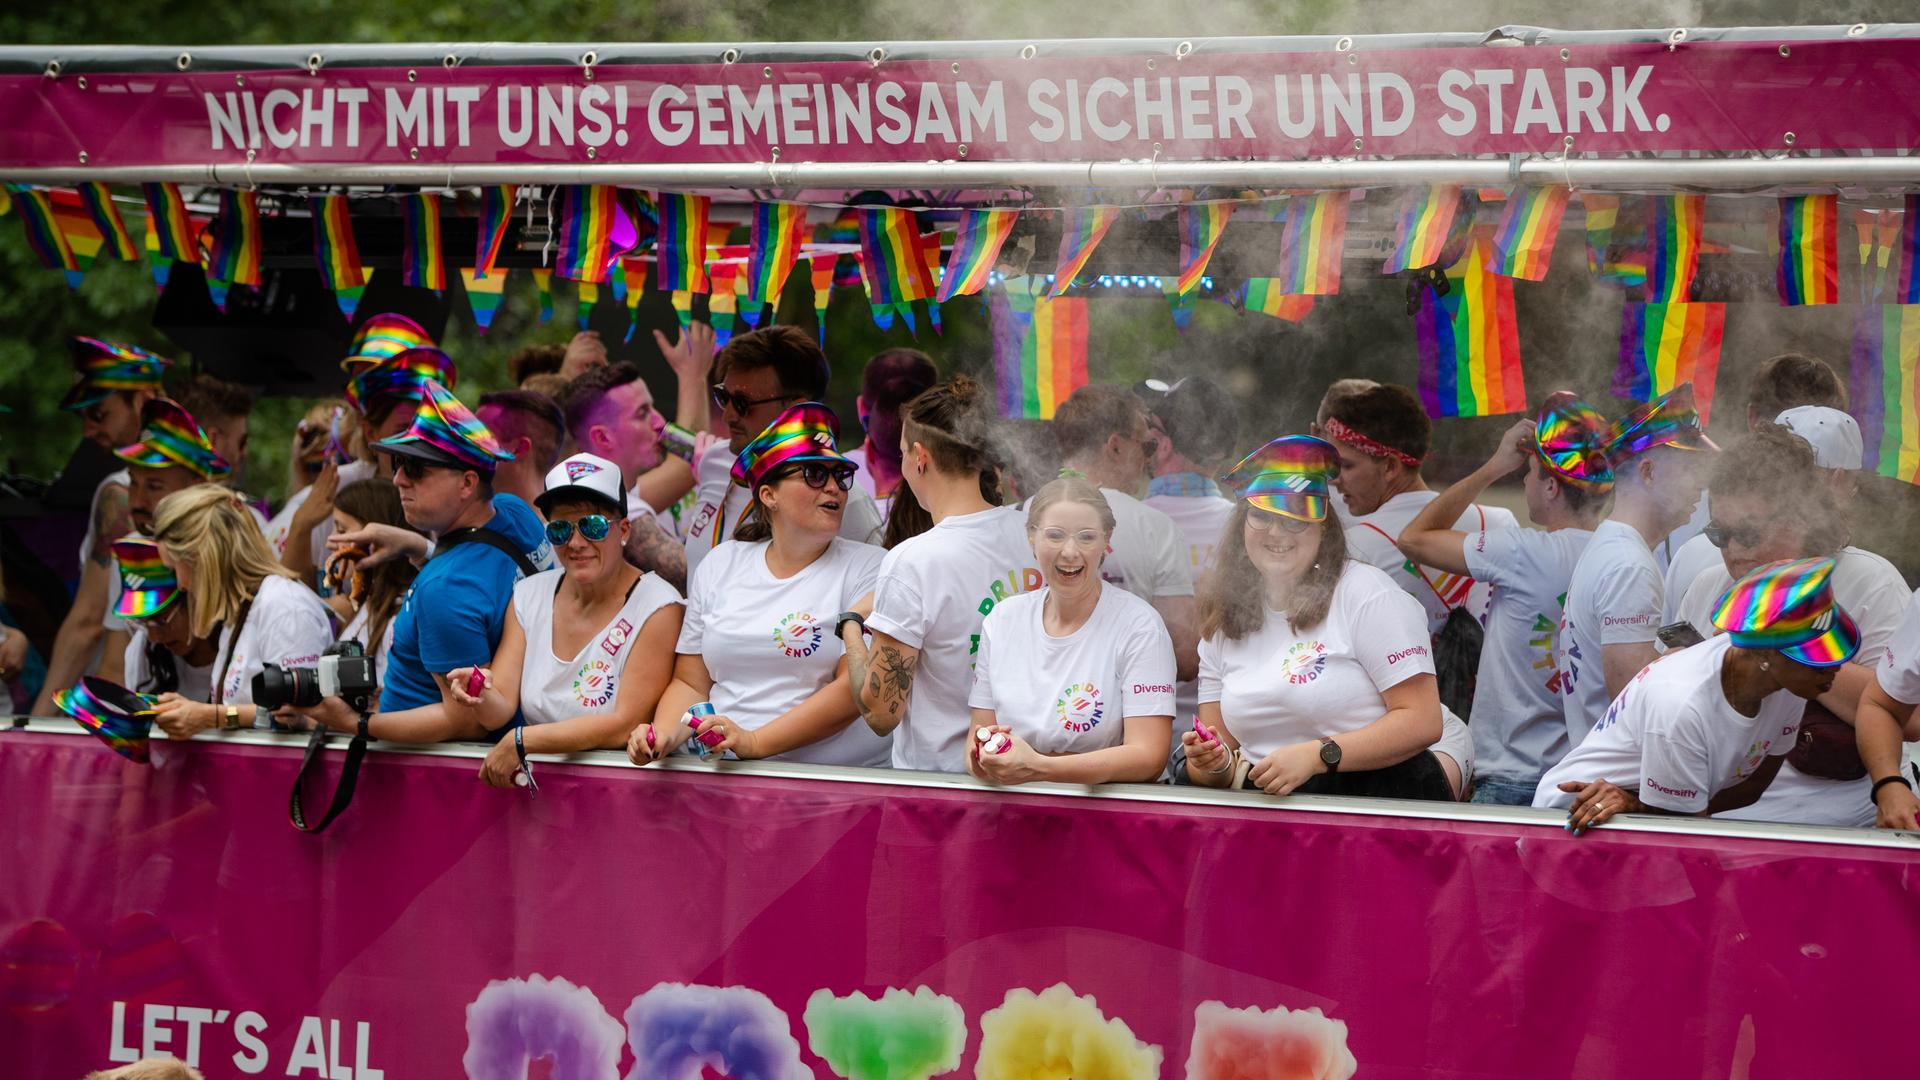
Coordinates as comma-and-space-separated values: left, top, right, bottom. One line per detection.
323, 478, 421, 695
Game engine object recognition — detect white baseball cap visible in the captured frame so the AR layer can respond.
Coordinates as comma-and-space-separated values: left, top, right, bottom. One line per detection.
1775, 406, 1864, 471
537, 452, 628, 516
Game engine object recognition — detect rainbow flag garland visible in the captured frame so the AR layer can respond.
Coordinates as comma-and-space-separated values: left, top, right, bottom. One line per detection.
1275, 192, 1347, 295
1897, 195, 1920, 305
1616, 300, 1726, 425
78, 183, 138, 261
1415, 230, 1526, 418
310, 194, 366, 301
1850, 304, 1920, 482
1165, 279, 1198, 332
991, 276, 1090, 419
401, 192, 445, 292
142, 183, 200, 265
475, 184, 515, 279
1581, 193, 1649, 287
669, 289, 694, 330
1050, 206, 1121, 298
856, 206, 937, 327
621, 258, 648, 340
938, 208, 1018, 302
7, 185, 80, 281
1490, 185, 1569, 281
556, 184, 618, 283
531, 268, 554, 323
709, 263, 745, 347
53, 194, 105, 275
1854, 208, 1901, 303
142, 213, 170, 295
1175, 202, 1234, 295
1241, 279, 1315, 323
1646, 194, 1704, 304
1776, 194, 1839, 306
576, 279, 598, 329
205, 188, 262, 289
655, 192, 712, 294
809, 253, 836, 343
459, 267, 506, 332
1384, 185, 1465, 275
747, 201, 807, 311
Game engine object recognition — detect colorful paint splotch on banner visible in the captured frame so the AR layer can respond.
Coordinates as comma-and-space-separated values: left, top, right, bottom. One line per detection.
1184, 1001, 1358, 1080
1645, 194, 1704, 305
1776, 194, 1839, 306
474, 184, 515, 279
1242, 278, 1315, 322
1616, 300, 1725, 425
626, 983, 811, 1080
1490, 185, 1569, 281
655, 192, 712, 293
975, 984, 1161, 1080
459, 268, 506, 333
77, 183, 138, 261
1175, 202, 1234, 295
1383, 184, 1465, 274
401, 192, 446, 292
1274, 191, 1347, 295
1415, 232, 1526, 419
804, 987, 967, 1080
1050, 205, 1121, 297
1850, 304, 1920, 483
938, 208, 1019, 302
462, 975, 624, 1080
992, 278, 1089, 420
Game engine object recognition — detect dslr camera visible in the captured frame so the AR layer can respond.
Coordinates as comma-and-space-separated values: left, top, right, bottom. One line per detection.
253, 640, 379, 715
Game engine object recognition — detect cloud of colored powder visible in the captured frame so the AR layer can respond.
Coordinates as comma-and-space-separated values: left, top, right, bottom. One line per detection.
974, 983, 1161, 1080
804, 986, 968, 1080
1182, 1000, 1356, 1080
463, 974, 625, 1080
623, 982, 811, 1080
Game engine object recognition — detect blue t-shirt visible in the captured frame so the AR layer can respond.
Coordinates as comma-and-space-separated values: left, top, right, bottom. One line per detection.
381, 494, 554, 714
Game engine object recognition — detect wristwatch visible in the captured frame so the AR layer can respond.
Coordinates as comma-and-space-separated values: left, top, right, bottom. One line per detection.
834, 611, 867, 639
1318, 736, 1342, 773
222, 705, 243, 731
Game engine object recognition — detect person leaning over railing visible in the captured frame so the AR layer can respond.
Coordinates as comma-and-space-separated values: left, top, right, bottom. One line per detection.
446, 453, 682, 786
966, 477, 1174, 785
632, 404, 888, 767
1179, 436, 1472, 801
112, 536, 216, 701
147, 485, 334, 737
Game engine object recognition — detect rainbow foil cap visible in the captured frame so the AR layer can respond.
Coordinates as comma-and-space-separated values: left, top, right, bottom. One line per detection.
1217, 435, 1340, 523
1533, 391, 1615, 491
53, 676, 157, 763
1710, 556, 1860, 668
112, 536, 182, 620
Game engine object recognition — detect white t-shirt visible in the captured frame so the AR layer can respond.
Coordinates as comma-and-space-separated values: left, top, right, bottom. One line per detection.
678, 537, 890, 766
1197, 562, 1439, 760
1342, 490, 1519, 634
866, 505, 1037, 771
122, 629, 213, 702
999, 487, 1195, 605
510, 569, 682, 728
106, 502, 271, 632
1677, 546, 1912, 826
1558, 520, 1664, 747
681, 445, 883, 581
1462, 526, 1592, 782
1143, 488, 1235, 725
1661, 530, 1723, 625
212, 575, 336, 721
1534, 636, 1805, 813
968, 585, 1176, 757
1656, 494, 1711, 575
1877, 588, 1920, 705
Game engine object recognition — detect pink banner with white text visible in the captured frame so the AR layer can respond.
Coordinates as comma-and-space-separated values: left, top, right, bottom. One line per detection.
2, 729, 1916, 1079
5, 39, 1920, 170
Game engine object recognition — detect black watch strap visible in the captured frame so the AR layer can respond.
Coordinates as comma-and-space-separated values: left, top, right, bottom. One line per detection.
1318, 736, 1342, 773
835, 611, 867, 638
1870, 774, 1914, 802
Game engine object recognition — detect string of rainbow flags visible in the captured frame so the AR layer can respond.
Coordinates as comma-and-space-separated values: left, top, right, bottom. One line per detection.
5, 181, 1919, 483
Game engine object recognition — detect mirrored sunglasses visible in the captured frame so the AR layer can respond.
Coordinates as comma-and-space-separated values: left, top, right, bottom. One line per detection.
546, 514, 613, 546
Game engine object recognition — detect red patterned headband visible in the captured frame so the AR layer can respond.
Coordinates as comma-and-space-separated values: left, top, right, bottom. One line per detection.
1319, 416, 1423, 468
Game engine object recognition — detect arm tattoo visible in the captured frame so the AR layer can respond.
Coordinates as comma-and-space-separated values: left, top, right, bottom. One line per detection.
866, 645, 918, 720
90, 484, 131, 567
623, 514, 688, 594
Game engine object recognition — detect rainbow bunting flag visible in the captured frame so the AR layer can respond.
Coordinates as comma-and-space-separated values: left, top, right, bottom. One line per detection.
556, 184, 618, 283
1897, 195, 1920, 305
747, 201, 807, 310
655, 192, 711, 293
1581, 193, 1649, 286
991, 277, 1090, 419
938, 208, 1018, 302
1415, 231, 1526, 418
809, 253, 835, 343
1854, 208, 1901, 303
1165, 279, 1198, 332
400, 192, 445, 292
531, 268, 554, 323
78, 183, 138, 261
475, 184, 515, 279
576, 279, 597, 329
1490, 185, 1569, 281
334, 284, 366, 323
142, 213, 170, 295
856, 206, 936, 308
1384, 185, 1466, 275
709, 263, 744, 346
1274, 192, 1347, 295
8, 185, 80, 280
1776, 194, 1839, 306
0, 187, 9, 217
621, 258, 648, 340
310, 194, 365, 296
142, 183, 200, 264
1241, 279, 1315, 322
1049, 206, 1120, 298
670, 289, 694, 330
51, 194, 104, 273
205, 188, 262, 289
1616, 300, 1725, 424
1850, 304, 1920, 482
459, 267, 506, 332
1645, 194, 1704, 304
1175, 202, 1234, 295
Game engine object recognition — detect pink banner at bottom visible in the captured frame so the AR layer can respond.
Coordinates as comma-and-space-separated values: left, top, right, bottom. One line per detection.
2, 729, 1916, 1079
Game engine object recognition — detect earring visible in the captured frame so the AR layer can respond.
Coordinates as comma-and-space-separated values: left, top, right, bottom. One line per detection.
1312, 562, 1321, 570
1761, 661, 1771, 671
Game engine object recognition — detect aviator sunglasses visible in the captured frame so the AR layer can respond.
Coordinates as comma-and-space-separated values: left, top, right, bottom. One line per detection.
546, 514, 613, 546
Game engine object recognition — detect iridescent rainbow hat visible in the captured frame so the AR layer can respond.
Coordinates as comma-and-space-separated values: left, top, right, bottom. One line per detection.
1217, 435, 1340, 523
112, 536, 182, 620
112, 398, 231, 481
52, 676, 156, 763
375, 379, 514, 473
1534, 391, 1614, 491
341, 313, 450, 372
59, 337, 172, 411
1710, 556, 1859, 668
731, 403, 852, 490
1606, 382, 1719, 464
343, 349, 459, 416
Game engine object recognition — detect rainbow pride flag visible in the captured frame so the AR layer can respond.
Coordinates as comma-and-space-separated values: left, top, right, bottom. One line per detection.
310, 194, 365, 295
555, 185, 617, 283
1175, 202, 1234, 295
655, 192, 711, 293
938, 208, 1018, 302
1850, 304, 1920, 482
1415, 231, 1526, 418
1165, 280, 1198, 332
474, 184, 515, 279
1274, 192, 1347, 295
576, 279, 597, 329
7, 185, 80, 279
1776, 194, 1839, 306
1241, 279, 1315, 322
1616, 300, 1725, 424
747, 201, 807, 310
621, 258, 648, 340
531, 268, 553, 322
401, 192, 445, 292
459, 268, 506, 333
1854, 208, 1901, 303
670, 289, 694, 329
1050, 206, 1120, 297
1581, 193, 1649, 287
142, 213, 170, 296
1490, 185, 1569, 281
709, 263, 744, 346
1897, 195, 1920, 305
809, 253, 835, 343
78, 183, 137, 261
142, 183, 200, 264
206, 189, 262, 288
1384, 185, 1465, 274
855, 206, 936, 308
992, 276, 1089, 419
1645, 194, 1704, 304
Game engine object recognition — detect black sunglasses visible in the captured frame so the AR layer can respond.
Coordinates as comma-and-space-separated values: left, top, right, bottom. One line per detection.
791, 462, 856, 492
1703, 520, 1764, 549
711, 386, 799, 415
546, 514, 613, 546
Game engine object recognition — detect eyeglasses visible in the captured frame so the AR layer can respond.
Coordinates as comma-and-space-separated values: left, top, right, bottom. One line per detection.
1703, 520, 1764, 549
796, 462, 857, 492
1033, 527, 1106, 549
134, 601, 183, 628
1246, 506, 1317, 533
546, 514, 613, 546
710, 386, 799, 415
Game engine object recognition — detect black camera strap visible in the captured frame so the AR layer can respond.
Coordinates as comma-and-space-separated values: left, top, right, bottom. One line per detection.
434, 526, 538, 577
288, 714, 370, 834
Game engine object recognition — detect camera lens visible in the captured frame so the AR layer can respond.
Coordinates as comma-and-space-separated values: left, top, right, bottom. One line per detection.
252, 664, 324, 710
